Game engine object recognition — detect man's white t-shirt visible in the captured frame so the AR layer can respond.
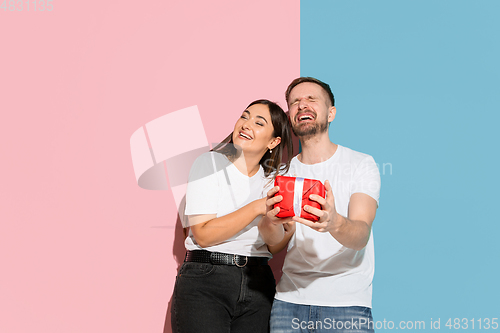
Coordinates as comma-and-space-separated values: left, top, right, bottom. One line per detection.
184, 151, 273, 258
275, 145, 381, 307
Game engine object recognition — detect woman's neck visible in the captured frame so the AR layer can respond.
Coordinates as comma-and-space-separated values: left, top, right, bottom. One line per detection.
230, 151, 261, 177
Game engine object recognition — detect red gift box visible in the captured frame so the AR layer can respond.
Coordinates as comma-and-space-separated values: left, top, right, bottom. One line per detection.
274, 176, 326, 222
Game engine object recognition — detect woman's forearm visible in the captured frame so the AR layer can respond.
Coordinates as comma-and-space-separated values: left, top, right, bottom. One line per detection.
190, 198, 265, 248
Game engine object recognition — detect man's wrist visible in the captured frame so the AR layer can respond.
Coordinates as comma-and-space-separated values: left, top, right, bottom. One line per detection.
261, 215, 280, 231
329, 213, 345, 234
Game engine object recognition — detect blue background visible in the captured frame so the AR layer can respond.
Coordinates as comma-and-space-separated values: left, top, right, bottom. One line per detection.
301, 0, 500, 327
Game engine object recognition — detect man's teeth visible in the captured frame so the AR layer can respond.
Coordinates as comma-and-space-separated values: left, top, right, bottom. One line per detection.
299, 115, 313, 120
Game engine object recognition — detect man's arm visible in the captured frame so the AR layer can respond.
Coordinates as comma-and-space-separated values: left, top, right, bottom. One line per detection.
330, 192, 377, 250
266, 221, 295, 254
292, 180, 378, 251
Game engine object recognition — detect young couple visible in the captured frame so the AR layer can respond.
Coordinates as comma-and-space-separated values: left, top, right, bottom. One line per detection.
171, 77, 381, 333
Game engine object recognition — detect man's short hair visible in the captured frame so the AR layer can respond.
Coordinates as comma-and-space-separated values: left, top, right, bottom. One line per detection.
285, 77, 335, 107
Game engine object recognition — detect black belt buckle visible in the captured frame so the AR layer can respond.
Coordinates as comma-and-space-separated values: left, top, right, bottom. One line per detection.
207, 252, 249, 267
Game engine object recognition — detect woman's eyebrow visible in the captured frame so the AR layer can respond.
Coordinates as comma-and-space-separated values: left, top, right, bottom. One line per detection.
244, 109, 268, 124
256, 115, 268, 124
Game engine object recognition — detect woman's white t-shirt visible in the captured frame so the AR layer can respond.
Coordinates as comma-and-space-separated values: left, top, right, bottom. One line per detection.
184, 151, 273, 258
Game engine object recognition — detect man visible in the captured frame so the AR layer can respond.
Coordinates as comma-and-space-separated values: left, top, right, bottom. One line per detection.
259, 77, 381, 333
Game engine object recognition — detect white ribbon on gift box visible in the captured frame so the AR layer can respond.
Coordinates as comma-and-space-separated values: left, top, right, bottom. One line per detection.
293, 177, 304, 217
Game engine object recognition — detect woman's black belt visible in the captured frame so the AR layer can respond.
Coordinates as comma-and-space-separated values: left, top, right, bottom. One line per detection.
185, 250, 269, 267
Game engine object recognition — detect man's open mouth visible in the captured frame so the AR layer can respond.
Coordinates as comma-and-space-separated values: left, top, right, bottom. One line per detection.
297, 113, 315, 122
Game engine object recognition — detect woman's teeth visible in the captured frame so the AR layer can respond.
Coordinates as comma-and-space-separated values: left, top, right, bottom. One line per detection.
240, 132, 252, 139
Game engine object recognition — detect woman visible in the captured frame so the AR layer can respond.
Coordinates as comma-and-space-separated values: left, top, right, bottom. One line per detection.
171, 100, 293, 333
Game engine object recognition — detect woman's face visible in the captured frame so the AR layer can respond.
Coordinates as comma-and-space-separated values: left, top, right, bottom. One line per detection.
232, 103, 279, 156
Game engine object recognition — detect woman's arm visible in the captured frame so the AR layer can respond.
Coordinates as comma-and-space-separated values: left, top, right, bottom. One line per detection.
189, 197, 266, 248
258, 186, 295, 252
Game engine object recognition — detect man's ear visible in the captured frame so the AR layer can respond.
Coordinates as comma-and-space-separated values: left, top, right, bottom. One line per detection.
328, 106, 336, 123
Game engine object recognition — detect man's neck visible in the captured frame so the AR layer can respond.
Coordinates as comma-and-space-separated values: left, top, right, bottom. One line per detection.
298, 132, 338, 165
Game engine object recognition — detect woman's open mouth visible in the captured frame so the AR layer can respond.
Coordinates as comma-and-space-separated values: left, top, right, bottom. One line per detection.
239, 131, 253, 140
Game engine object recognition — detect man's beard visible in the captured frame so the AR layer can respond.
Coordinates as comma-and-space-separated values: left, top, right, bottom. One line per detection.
292, 116, 329, 137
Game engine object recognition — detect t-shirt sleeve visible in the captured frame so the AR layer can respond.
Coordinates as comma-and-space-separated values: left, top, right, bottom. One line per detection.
350, 155, 381, 206
184, 153, 220, 217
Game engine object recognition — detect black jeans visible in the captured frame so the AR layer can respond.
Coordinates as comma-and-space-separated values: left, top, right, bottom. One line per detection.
171, 261, 276, 333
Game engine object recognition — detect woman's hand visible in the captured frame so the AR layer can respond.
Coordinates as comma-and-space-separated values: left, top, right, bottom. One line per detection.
258, 186, 295, 248
254, 197, 267, 216
264, 186, 285, 225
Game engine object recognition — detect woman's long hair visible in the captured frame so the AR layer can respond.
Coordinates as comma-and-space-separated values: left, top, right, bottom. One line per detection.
212, 99, 293, 178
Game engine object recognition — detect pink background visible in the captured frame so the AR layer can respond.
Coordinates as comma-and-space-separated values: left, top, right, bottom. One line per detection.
0, 1, 299, 332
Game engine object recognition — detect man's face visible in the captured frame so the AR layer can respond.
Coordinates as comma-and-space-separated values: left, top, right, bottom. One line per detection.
287, 82, 335, 138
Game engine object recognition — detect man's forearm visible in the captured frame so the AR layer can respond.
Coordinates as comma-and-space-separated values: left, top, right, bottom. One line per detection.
329, 213, 371, 251
258, 217, 285, 246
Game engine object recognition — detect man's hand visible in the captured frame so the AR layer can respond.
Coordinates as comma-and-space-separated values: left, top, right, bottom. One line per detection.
292, 180, 339, 232
292, 180, 377, 250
